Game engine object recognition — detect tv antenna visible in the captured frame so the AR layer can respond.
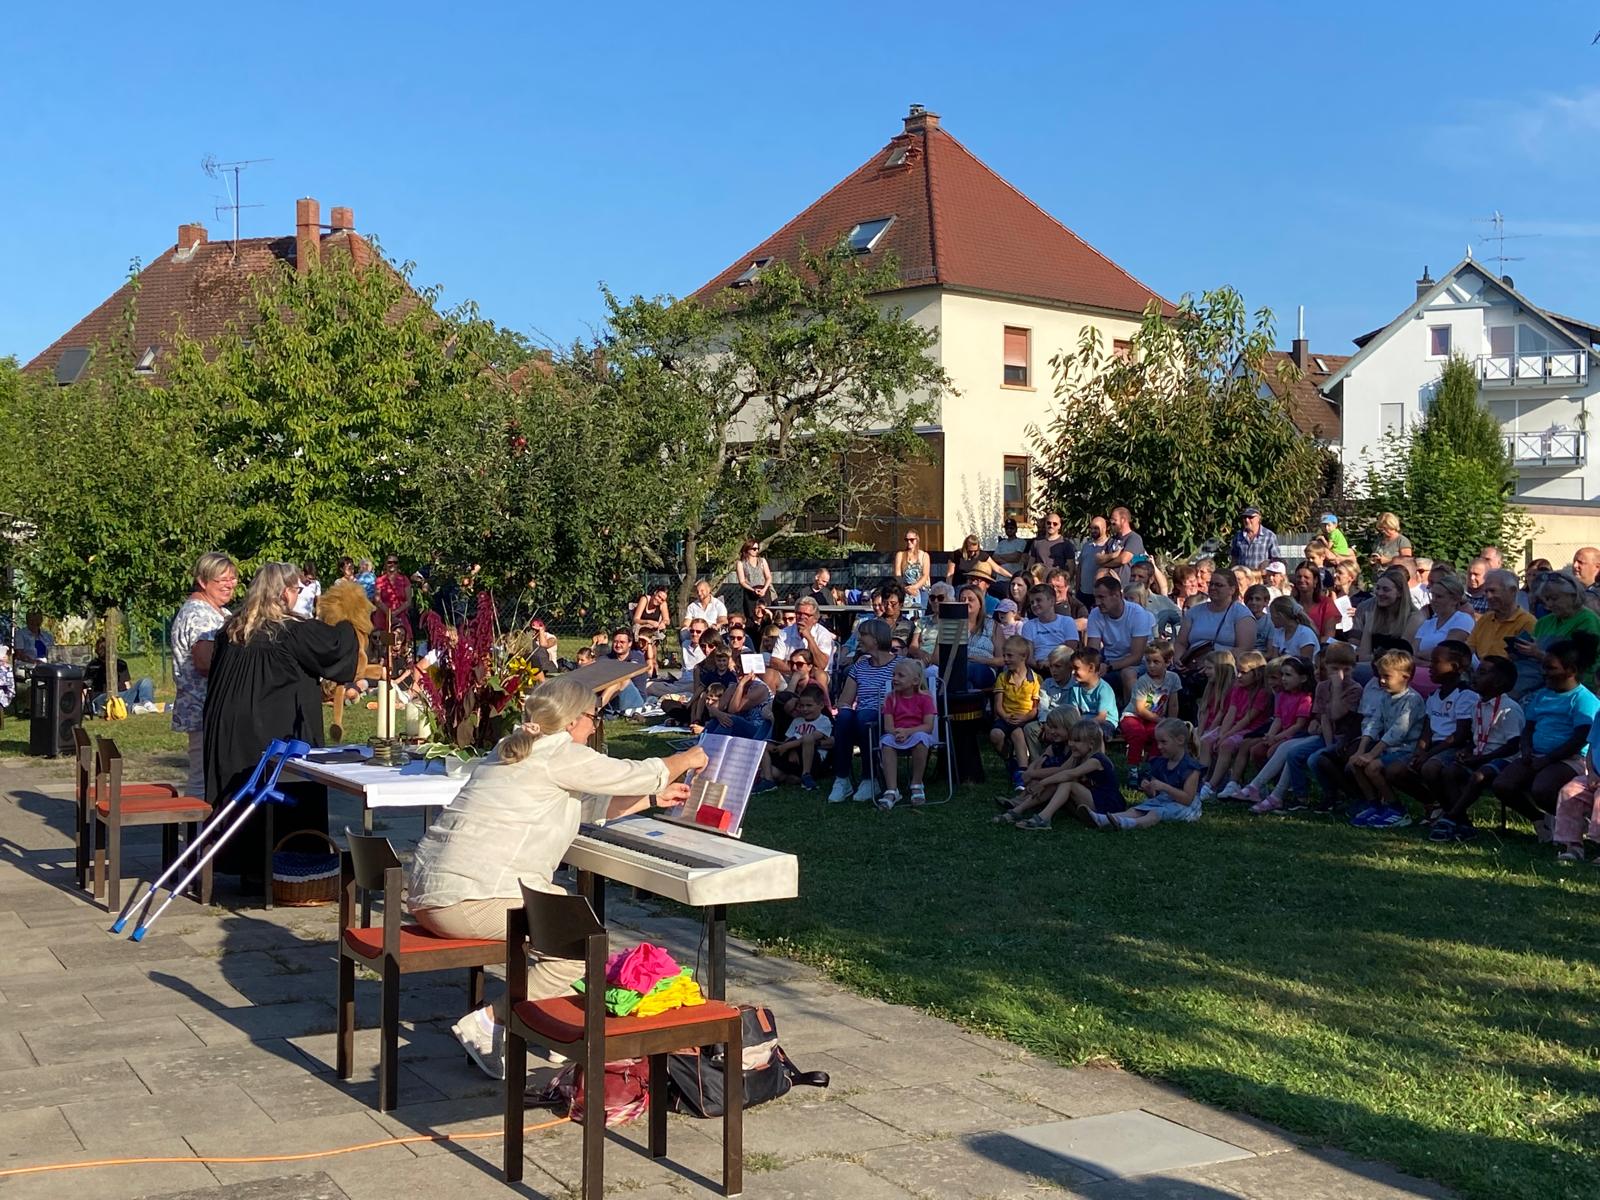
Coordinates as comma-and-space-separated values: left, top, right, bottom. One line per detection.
1477, 210, 1537, 276
201, 155, 272, 257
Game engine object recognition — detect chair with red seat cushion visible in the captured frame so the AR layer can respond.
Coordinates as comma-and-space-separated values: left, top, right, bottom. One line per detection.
503, 883, 743, 1198
336, 832, 506, 1112
91, 737, 211, 911
74, 729, 182, 890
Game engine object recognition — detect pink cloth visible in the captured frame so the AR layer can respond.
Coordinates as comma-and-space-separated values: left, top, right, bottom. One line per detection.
1274, 691, 1313, 727
606, 943, 679, 994
884, 691, 935, 733
1553, 773, 1600, 847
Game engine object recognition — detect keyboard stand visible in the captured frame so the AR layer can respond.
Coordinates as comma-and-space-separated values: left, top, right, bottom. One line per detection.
573, 870, 731, 1001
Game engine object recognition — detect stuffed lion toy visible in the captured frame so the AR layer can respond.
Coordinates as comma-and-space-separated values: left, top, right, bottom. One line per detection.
317, 579, 376, 684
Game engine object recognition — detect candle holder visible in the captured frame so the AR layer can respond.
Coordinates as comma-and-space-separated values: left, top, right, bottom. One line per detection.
367, 735, 406, 768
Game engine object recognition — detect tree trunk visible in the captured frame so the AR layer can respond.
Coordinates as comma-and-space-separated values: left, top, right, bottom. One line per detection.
103, 607, 121, 710
676, 529, 700, 615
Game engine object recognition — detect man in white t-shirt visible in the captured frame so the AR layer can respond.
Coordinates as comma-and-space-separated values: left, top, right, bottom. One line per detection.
994, 517, 1029, 569
1020, 584, 1080, 670
683, 579, 728, 631
1084, 576, 1154, 701
774, 597, 837, 674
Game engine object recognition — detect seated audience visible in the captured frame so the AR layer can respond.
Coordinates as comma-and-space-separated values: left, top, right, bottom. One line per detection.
1116, 718, 1205, 828
774, 597, 837, 676
877, 658, 938, 809
1492, 634, 1600, 841
1385, 639, 1476, 823
827, 619, 901, 804
631, 584, 673, 677
683, 578, 729, 631
1552, 703, 1600, 863
1119, 639, 1180, 766
1085, 576, 1153, 702
1021, 584, 1079, 670
1429, 655, 1523, 841
86, 637, 158, 715
994, 708, 1078, 826
761, 684, 833, 790
1009, 721, 1125, 831
990, 634, 1042, 790
599, 628, 648, 714
948, 533, 1012, 587
1345, 649, 1427, 829
1267, 596, 1321, 660
1063, 647, 1118, 740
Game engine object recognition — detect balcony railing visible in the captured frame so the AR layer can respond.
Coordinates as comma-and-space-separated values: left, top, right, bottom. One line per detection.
1503, 429, 1586, 466
1477, 351, 1587, 386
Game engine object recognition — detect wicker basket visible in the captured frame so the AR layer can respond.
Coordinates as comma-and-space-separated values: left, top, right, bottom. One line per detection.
271, 830, 341, 907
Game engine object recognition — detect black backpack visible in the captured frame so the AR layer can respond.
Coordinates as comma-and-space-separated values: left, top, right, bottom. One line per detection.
666, 1005, 829, 1118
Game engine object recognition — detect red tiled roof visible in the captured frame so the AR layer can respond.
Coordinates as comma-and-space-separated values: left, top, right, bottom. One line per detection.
1261, 348, 1348, 442
25, 227, 371, 382
694, 111, 1169, 317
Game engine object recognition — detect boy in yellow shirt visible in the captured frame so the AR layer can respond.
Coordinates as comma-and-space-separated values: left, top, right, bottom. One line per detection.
991, 635, 1041, 791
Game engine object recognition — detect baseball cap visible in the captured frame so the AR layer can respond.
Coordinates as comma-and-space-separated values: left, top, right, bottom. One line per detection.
1265, 560, 1287, 575
1240, 506, 1262, 518
1130, 553, 1152, 566
1320, 512, 1339, 525
996, 599, 1019, 614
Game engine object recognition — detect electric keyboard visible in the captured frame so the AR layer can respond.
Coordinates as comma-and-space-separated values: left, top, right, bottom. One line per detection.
566, 816, 798, 908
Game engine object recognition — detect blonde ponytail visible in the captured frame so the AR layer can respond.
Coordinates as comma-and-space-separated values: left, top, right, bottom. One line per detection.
498, 676, 594, 765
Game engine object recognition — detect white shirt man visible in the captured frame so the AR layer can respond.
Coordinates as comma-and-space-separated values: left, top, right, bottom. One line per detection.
1020, 586, 1079, 669
774, 600, 837, 674
683, 582, 728, 630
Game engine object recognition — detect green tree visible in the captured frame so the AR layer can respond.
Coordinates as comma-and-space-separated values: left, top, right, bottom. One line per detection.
603, 241, 950, 608
1417, 354, 1510, 478
1359, 432, 1532, 569
1029, 286, 1326, 555
164, 244, 486, 572
0, 272, 229, 625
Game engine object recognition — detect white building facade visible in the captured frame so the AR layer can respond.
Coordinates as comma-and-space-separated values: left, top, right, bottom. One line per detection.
1323, 261, 1598, 501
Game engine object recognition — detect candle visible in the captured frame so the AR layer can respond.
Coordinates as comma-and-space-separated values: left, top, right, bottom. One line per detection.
377, 680, 390, 739
404, 701, 422, 740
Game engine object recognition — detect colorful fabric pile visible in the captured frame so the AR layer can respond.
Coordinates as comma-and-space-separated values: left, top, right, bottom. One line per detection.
573, 942, 707, 1017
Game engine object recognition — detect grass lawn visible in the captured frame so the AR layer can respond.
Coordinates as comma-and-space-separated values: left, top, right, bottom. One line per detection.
602, 727, 1600, 1200
7, 670, 1595, 1200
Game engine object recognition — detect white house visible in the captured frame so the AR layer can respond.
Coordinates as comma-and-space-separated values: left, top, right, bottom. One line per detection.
694, 107, 1167, 551
1320, 260, 1599, 501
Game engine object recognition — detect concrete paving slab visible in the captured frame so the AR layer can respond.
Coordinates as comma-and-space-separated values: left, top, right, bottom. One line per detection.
0, 992, 101, 1035
845, 1081, 1035, 1139
179, 999, 337, 1045
0, 1057, 150, 1113
142, 1172, 352, 1200
22, 1012, 206, 1065
47, 935, 203, 971
0, 1136, 216, 1199
863, 1131, 1102, 1198
129, 1040, 313, 1093
983, 1062, 1192, 1118
0, 947, 66, 976
0, 1030, 36, 1071
736, 1094, 909, 1157
1138, 1098, 1301, 1156
1185, 1148, 1457, 1199
829, 1032, 1019, 1087
1008, 1110, 1255, 1180
243, 1066, 448, 1122
59, 1081, 274, 1151
182, 1111, 413, 1185
0, 1104, 82, 1165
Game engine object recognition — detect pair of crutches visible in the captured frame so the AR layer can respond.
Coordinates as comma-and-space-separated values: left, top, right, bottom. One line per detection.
110, 738, 311, 940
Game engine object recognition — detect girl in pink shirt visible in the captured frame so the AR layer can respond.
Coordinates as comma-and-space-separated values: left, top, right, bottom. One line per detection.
879, 659, 937, 810
1202, 650, 1271, 797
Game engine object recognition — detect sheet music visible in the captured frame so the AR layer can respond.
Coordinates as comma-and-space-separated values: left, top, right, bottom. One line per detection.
666, 733, 764, 838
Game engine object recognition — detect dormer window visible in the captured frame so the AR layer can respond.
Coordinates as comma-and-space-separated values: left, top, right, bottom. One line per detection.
134, 346, 157, 374
846, 217, 893, 254
884, 145, 909, 168
733, 257, 773, 287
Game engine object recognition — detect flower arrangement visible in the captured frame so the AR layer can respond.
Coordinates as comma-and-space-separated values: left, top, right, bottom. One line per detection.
413, 595, 545, 748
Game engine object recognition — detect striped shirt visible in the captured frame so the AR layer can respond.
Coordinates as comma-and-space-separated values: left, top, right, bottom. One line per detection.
848, 654, 902, 713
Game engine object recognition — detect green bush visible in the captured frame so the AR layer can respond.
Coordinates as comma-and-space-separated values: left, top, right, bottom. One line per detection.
1360, 433, 1532, 570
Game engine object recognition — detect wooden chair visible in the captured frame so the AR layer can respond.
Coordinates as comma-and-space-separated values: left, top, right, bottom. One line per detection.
74, 729, 191, 891
503, 883, 744, 1197
91, 736, 211, 911
336, 832, 506, 1112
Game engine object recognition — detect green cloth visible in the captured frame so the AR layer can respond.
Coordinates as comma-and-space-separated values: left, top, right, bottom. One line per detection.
572, 967, 698, 1016
1327, 527, 1351, 557
1535, 608, 1600, 688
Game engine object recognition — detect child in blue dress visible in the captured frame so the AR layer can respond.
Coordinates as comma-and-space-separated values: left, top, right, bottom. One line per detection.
1104, 718, 1204, 829
1014, 721, 1126, 830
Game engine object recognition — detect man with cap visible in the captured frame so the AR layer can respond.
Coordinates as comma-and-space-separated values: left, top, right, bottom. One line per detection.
1320, 513, 1354, 562
1263, 561, 1290, 599
1229, 507, 1279, 571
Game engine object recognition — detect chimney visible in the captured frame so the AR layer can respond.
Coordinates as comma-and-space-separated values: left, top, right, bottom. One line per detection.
1415, 265, 1434, 299
903, 104, 940, 133
1291, 305, 1310, 370
329, 206, 354, 233
176, 222, 207, 251
295, 197, 321, 274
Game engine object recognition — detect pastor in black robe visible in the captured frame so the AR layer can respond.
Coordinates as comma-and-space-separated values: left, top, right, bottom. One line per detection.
202, 616, 359, 880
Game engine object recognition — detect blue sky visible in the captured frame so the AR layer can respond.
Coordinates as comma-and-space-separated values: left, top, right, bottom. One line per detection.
6, 1, 1600, 363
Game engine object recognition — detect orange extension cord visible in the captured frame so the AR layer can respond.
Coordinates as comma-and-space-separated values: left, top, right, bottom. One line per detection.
0, 1117, 571, 1179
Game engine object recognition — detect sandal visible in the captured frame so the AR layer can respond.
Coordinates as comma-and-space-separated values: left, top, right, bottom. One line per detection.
1014, 814, 1052, 830
1556, 845, 1586, 864
992, 811, 1018, 824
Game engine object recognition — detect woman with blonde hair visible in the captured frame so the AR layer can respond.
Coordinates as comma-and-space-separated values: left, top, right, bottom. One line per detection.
201, 562, 361, 887
172, 550, 238, 798
408, 676, 706, 1078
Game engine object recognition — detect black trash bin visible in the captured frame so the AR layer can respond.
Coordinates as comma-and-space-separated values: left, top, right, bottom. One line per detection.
29, 663, 86, 758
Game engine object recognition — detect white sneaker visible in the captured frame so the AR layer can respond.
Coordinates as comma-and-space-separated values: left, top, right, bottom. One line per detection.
1198, 782, 1216, 800
828, 778, 852, 803
1218, 781, 1243, 800
853, 779, 879, 803
451, 1010, 505, 1080
877, 789, 899, 811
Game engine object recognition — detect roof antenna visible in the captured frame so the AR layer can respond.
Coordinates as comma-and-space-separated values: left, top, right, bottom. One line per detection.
201, 155, 272, 260
1477, 210, 1537, 277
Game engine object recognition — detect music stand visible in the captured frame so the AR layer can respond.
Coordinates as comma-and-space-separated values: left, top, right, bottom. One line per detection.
563, 660, 649, 751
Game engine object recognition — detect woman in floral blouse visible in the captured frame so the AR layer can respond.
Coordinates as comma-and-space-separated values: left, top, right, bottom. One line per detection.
171, 551, 237, 798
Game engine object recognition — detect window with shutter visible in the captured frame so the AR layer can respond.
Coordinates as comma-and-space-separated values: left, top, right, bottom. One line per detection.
1003, 327, 1030, 386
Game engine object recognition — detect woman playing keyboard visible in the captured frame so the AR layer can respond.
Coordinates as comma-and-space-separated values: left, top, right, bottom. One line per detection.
407, 675, 708, 1080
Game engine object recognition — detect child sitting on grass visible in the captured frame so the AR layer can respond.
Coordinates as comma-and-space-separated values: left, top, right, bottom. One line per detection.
762, 684, 833, 790
1195, 650, 1239, 772
1347, 649, 1426, 828
991, 635, 1041, 791
1026, 645, 1076, 759
995, 708, 1078, 825
878, 658, 938, 810
1386, 640, 1476, 824
1246, 645, 1356, 813
1119, 639, 1179, 768
1012, 721, 1127, 831
1110, 718, 1204, 828
1224, 655, 1313, 800
1429, 656, 1523, 842
1201, 650, 1271, 798
1552, 702, 1600, 863
1064, 647, 1119, 740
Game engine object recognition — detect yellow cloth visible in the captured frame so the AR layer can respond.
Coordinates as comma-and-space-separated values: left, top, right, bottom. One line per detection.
632, 968, 706, 1017
993, 668, 1041, 722
1467, 607, 1535, 665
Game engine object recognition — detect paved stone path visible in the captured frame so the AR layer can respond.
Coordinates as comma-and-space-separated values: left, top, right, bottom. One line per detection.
0, 760, 1453, 1198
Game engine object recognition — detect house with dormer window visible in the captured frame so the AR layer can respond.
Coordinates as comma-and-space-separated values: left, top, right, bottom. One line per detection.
695, 106, 1169, 551
1318, 261, 1599, 501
